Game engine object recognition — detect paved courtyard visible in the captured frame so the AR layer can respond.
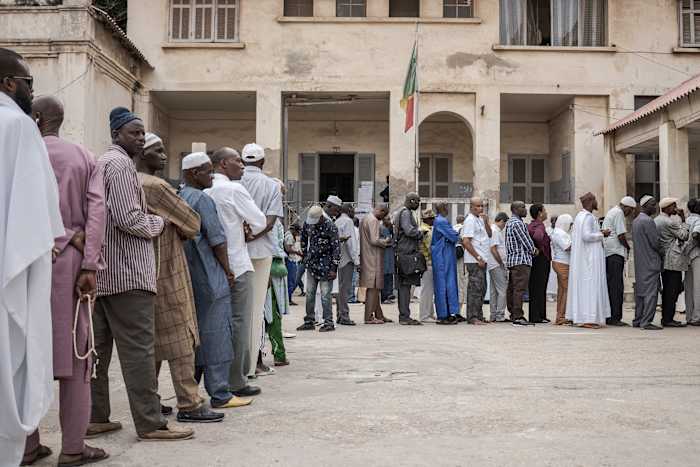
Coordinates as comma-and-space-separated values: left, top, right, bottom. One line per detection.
32, 301, 700, 467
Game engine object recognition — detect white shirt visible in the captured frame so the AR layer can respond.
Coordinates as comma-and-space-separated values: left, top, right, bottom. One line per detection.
205, 173, 267, 277
487, 224, 506, 271
461, 214, 490, 264
240, 166, 284, 259
602, 205, 628, 258
550, 228, 572, 265
335, 213, 360, 267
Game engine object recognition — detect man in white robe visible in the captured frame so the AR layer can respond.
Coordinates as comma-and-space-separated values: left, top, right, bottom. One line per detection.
0, 48, 64, 467
566, 192, 612, 328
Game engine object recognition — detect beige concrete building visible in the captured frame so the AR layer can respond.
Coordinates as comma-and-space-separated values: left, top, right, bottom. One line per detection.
2, 0, 699, 216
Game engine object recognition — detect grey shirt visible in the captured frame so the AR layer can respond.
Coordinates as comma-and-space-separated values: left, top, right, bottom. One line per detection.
394, 207, 423, 256
633, 212, 663, 297
654, 212, 689, 271
239, 166, 284, 259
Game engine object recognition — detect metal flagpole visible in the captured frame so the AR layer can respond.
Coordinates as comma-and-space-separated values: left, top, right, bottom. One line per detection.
414, 21, 421, 195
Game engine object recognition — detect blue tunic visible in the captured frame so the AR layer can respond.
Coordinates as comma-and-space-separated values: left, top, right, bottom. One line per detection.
179, 185, 233, 366
431, 214, 461, 319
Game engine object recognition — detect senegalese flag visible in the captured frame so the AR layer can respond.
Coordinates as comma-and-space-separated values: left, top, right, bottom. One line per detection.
400, 42, 417, 133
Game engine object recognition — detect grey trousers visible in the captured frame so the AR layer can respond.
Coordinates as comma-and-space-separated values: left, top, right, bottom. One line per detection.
685, 258, 700, 324
229, 271, 253, 391
419, 266, 435, 320
336, 262, 354, 321
91, 290, 166, 435
466, 263, 487, 321
634, 294, 657, 328
489, 266, 508, 321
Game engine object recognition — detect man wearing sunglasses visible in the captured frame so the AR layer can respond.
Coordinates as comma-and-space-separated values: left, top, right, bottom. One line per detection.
0, 48, 64, 466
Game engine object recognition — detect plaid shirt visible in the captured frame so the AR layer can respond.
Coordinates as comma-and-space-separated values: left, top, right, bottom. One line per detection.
505, 215, 535, 268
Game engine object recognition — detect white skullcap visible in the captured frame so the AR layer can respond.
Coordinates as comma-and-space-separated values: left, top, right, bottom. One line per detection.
620, 196, 637, 208
306, 205, 323, 225
241, 143, 265, 162
326, 195, 342, 207
144, 132, 162, 149
182, 152, 211, 170
659, 197, 678, 209
640, 195, 654, 207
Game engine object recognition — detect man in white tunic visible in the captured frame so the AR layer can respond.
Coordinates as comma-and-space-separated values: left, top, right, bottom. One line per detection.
0, 48, 64, 467
566, 192, 612, 328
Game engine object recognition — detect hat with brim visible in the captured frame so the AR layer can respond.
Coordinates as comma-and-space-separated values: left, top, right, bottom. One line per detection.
306, 205, 323, 225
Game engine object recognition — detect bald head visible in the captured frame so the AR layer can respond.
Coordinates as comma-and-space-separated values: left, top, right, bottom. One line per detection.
470, 197, 484, 216
404, 192, 420, 211
32, 95, 64, 137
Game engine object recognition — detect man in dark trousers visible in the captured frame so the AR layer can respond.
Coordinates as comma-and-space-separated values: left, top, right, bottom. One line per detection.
394, 193, 424, 325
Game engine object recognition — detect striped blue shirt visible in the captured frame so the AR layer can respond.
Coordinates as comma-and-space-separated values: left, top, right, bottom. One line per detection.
505, 215, 535, 268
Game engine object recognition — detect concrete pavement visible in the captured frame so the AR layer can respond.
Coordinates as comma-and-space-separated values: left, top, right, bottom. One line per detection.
30, 301, 700, 466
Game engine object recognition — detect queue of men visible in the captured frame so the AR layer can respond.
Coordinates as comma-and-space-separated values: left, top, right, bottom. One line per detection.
0, 49, 295, 467
2, 46, 699, 467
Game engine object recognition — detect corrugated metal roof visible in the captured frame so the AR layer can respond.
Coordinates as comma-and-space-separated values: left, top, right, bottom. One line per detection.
597, 73, 700, 135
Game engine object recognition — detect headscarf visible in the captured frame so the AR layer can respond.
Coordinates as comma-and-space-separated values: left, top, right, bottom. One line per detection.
554, 213, 574, 232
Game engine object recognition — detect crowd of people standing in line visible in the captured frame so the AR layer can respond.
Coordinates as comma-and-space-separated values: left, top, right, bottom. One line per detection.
1, 47, 698, 467
1, 48, 301, 467
285, 187, 698, 334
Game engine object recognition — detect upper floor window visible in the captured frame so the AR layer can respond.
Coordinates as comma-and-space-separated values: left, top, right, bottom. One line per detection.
680, 0, 700, 47
500, 0, 607, 47
170, 0, 239, 42
285, 0, 313, 17
390, 0, 420, 17
444, 0, 474, 18
337, 0, 366, 17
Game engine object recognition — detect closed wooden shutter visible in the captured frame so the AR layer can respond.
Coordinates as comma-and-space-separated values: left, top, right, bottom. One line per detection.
580, 0, 607, 46
300, 153, 319, 210
216, 0, 238, 41
171, 0, 191, 40
680, 0, 700, 46
355, 153, 375, 203
284, 0, 313, 16
194, 0, 214, 40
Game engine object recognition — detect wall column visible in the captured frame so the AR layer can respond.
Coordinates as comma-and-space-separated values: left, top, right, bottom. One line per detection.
389, 88, 416, 210
659, 120, 690, 203
602, 135, 628, 212
474, 88, 500, 208
256, 87, 283, 178
573, 96, 607, 202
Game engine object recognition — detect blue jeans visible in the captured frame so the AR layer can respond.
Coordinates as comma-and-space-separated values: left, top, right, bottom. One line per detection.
286, 259, 298, 300
195, 362, 234, 407
304, 274, 333, 326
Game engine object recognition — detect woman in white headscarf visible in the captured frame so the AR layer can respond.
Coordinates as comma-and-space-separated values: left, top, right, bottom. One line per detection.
550, 214, 574, 325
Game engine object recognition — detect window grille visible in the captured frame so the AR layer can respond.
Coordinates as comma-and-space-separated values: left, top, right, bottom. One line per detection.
680, 0, 700, 47
336, 0, 366, 17
285, 0, 313, 17
444, 0, 474, 18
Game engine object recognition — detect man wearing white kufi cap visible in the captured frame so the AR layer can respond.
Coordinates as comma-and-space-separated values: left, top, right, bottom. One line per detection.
655, 197, 690, 328
601, 196, 637, 326
136, 139, 227, 423
632, 196, 663, 329
240, 143, 285, 376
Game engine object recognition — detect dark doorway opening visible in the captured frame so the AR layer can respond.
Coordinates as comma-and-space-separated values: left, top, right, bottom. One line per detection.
319, 153, 355, 202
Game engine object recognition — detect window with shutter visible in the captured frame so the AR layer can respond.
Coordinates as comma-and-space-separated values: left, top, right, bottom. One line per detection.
390, 0, 420, 17
680, 0, 700, 46
336, 0, 366, 17
507, 155, 548, 203
169, 0, 239, 42
444, 0, 474, 18
285, 0, 313, 16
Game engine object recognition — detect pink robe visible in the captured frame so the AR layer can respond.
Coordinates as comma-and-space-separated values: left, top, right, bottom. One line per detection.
46, 135, 106, 381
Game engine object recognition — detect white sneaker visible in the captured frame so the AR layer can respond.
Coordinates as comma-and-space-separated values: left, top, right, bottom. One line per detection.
283, 331, 296, 339
421, 317, 436, 323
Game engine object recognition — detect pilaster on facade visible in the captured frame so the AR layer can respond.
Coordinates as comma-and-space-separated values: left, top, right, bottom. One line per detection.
659, 120, 690, 203
257, 87, 283, 178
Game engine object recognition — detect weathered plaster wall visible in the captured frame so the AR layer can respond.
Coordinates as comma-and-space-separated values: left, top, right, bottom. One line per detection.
419, 121, 474, 183
499, 122, 550, 183
548, 107, 574, 183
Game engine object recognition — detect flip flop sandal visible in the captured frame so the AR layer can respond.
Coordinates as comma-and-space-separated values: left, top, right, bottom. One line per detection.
58, 445, 109, 467
21, 445, 52, 466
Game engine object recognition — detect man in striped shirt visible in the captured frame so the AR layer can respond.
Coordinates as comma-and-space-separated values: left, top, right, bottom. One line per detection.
89, 107, 193, 442
505, 201, 537, 327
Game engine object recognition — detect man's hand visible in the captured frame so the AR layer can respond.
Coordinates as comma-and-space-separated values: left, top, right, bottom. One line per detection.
602, 228, 611, 238
226, 272, 236, 288
480, 213, 489, 223
328, 270, 337, 281
243, 222, 255, 242
677, 209, 686, 222
70, 231, 86, 254
477, 258, 486, 269
533, 248, 540, 256
75, 270, 97, 301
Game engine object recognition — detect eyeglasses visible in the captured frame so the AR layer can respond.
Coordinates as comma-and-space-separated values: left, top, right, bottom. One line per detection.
3, 75, 34, 90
